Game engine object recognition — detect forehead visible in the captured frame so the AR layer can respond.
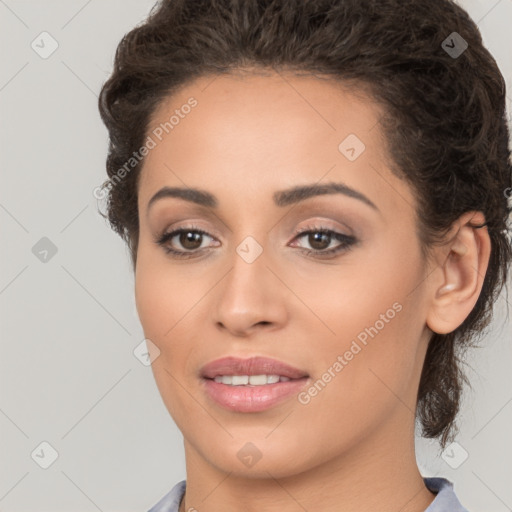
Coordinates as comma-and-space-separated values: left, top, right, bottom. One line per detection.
137, 71, 413, 218
147, 71, 384, 147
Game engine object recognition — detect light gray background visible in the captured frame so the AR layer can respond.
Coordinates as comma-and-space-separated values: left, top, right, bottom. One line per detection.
1, 1, 511, 511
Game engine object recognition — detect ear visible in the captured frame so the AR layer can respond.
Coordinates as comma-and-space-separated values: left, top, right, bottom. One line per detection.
425, 211, 491, 335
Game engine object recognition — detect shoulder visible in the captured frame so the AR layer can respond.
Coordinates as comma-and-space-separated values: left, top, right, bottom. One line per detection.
423, 477, 470, 512
147, 480, 186, 512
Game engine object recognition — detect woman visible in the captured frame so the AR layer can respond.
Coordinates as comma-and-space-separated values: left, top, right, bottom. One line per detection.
97, 0, 512, 510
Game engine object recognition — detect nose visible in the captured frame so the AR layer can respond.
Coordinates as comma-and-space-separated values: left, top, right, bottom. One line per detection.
213, 242, 289, 337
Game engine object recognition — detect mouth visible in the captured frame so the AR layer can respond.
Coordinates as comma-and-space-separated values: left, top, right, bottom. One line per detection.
209, 374, 298, 385
200, 356, 310, 412
200, 355, 309, 380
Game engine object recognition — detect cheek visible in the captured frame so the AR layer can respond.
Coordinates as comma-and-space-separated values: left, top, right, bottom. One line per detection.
134, 258, 197, 424
294, 299, 422, 452
304, 240, 425, 389
134, 266, 167, 341
134, 251, 205, 380
134, 248, 202, 340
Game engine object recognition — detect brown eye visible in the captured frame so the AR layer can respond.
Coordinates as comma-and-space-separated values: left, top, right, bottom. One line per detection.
308, 232, 332, 251
179, 231, 204, 250
154, 226, 216, 258
292, 227, 357, 258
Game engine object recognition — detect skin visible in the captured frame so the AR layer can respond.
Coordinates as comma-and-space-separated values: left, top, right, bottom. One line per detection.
134, 71, 490, 512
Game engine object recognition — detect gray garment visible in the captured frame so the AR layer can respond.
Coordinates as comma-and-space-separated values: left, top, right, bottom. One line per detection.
147, 477, 469, 512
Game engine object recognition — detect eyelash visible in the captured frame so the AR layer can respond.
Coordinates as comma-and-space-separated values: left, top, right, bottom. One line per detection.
154, 224, 357, 260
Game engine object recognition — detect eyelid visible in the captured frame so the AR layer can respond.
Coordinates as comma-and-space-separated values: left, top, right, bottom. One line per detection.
155, 220, 358, 261
158, 219, 222, 239
290, 217, 355, 238
154, 223, 217, 246
289, 224, 357, 252
156, 217, 350, 243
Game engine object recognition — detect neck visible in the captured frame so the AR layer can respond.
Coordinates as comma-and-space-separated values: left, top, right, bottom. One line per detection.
179, 416, 436, 512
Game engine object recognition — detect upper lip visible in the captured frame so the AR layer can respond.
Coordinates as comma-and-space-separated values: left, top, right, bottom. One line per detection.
200, 356, 309, 380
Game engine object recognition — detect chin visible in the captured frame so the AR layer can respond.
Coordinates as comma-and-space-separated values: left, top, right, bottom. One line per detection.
197, 438, 312, 479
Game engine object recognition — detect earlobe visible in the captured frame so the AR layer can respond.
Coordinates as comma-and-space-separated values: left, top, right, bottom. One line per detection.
426, 211, 491, 335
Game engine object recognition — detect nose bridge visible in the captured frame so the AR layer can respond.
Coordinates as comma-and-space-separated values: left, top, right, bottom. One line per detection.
224, 233, 271, 300
213, 231, 287, 333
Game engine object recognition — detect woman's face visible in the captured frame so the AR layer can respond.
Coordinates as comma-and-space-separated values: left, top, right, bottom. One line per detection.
135, 71, 434, 478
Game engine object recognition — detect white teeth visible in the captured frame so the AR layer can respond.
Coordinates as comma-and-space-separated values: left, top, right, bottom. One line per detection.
249, 374, 268, 385
212, 374, 291, 385
232, 375, 249, 385
221, 375, 233, 385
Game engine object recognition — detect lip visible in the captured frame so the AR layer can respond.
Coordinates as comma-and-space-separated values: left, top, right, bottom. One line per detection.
200, 356, 309, 380
200, 356, 310, 413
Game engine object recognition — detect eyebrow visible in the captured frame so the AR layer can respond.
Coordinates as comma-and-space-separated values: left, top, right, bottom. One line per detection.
146, 181, 379, 213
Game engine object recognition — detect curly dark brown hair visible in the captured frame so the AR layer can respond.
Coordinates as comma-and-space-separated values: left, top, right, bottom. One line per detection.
97, 0, 512, 449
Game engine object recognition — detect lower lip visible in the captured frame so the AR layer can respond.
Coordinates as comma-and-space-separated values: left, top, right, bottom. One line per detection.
202, 377, 310, 412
